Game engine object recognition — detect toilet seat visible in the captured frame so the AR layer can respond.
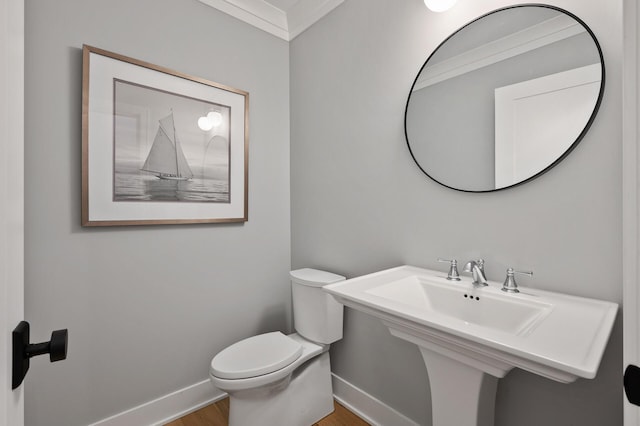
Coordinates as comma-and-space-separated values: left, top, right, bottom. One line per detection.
210, 333, 326, 392
210, 332, 303, 380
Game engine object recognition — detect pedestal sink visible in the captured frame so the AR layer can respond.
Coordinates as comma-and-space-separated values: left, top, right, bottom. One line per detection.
324, 265, 617, 426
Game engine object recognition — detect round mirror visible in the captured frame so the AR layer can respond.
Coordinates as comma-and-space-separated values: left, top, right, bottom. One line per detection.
404, 5, 604, 192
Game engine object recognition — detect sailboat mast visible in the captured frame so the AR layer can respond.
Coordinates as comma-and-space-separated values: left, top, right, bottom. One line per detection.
171, 111, 180, 177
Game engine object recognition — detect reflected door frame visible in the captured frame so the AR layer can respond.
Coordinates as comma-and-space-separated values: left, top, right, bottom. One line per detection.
494, 63, 601, 188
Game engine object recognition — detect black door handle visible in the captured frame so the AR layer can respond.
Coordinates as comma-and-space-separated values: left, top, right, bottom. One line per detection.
12, 321, 68, 390
625, 364, 640, 406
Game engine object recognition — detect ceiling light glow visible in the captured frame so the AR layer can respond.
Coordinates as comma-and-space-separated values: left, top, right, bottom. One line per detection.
424, 0, 457, 12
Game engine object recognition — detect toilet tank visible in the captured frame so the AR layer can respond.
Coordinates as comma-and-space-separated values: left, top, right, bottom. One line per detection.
290, 268, 345, 344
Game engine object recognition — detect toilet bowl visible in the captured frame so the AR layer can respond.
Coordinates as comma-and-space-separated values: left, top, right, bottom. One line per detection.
209, 269, 345, 426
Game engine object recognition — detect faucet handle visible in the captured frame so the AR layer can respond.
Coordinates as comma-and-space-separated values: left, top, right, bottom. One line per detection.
437, 258, 461, 281
501, 268, 533, 293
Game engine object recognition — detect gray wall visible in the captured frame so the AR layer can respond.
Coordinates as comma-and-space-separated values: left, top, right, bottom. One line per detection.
291, 0, 622, 425
24, 1, 290, 425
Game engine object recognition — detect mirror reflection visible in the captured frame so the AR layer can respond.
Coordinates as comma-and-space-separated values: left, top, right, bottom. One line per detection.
405, 5, 604, 192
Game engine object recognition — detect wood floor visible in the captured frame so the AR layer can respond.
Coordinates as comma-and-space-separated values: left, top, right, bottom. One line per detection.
165, 398, 370, 426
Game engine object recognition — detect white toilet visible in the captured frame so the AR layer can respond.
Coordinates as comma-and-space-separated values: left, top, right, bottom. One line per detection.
209, 268, 345, 426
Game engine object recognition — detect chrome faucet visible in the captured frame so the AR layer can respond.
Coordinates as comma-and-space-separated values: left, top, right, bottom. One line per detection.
463, 259, 488, 287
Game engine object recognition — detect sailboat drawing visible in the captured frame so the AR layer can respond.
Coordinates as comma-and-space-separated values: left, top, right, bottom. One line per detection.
141, 112, 194, 181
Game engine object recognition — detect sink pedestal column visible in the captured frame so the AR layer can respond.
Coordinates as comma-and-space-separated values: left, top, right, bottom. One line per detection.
385, 325, 514, 426
420, 348, 498, 426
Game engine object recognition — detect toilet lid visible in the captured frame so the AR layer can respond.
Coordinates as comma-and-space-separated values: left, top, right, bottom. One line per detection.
210, 332, 303, 379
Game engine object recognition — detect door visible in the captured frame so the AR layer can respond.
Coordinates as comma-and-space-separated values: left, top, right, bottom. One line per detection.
624, 0, 640, 424
0, 0, 24, 425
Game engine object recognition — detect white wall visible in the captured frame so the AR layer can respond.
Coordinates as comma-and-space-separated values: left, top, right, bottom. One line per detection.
291, 0, 622, 424
24, 1, 290, 425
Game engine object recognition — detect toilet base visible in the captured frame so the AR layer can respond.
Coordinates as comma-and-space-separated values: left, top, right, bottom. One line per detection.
228, 351, 334, 426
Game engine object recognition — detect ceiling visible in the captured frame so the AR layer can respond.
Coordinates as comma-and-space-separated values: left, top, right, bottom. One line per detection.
197, 0, 344, 41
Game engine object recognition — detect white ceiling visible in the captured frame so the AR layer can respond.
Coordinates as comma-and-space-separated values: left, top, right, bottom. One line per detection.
197, 0, 344, 41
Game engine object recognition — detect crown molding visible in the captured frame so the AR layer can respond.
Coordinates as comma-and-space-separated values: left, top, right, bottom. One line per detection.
413, 14, 585, 91
198, 0, 343, 41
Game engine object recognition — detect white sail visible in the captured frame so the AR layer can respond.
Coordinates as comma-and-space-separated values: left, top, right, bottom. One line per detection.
141, 112, 193, 179
174, 134, 193, 178
141, 127, 177, 175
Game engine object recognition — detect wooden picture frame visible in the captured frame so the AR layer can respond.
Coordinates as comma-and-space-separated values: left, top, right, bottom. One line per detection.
82, 45, 248, 226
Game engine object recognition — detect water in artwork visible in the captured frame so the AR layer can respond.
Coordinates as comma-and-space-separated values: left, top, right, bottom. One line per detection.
114, 162, 230, 202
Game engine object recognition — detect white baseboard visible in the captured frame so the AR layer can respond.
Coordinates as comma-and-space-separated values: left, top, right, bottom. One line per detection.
87, 373, 416, 426
88, 379, 227, 426
331, 373, 419, 426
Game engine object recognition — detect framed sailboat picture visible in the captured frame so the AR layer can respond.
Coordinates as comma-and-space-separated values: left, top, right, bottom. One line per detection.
82, 45, 249, 226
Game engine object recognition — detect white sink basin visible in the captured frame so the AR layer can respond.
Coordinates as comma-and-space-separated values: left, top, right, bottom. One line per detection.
325, 265, 617, 382
366, 275, 552, 335
324, 265, 617, 426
